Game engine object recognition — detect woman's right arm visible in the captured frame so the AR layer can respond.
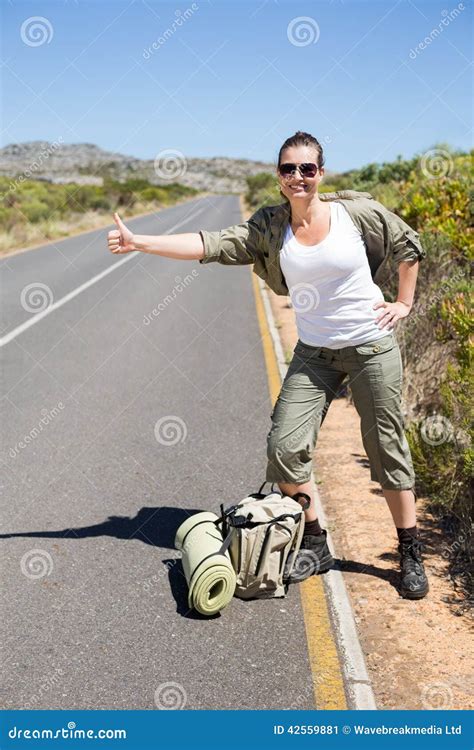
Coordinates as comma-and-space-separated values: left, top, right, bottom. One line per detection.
107, 212, 204, 260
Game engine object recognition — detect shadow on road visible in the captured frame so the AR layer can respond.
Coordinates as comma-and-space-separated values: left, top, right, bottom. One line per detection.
0, 507, 227, 618
0, 506, 202, 548
0, 506, 411, 608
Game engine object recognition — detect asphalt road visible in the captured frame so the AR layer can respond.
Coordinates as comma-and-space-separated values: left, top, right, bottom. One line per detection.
0, 194, 320, 710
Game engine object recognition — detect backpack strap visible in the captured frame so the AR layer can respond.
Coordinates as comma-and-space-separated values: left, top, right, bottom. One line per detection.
254, 480, 282, 498
180, 518, 218, 549
257, 480, 279, 494
254, 519, 293, 576
213, 485, 309, 532
187, 527, 235, 583
213, 501, 245, 528
283, 511, 307, 581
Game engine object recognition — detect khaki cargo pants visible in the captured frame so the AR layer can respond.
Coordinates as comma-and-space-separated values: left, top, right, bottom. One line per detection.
266, 332, 416, 491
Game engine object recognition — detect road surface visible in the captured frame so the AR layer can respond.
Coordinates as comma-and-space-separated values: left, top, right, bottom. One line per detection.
0, 194, 336, 710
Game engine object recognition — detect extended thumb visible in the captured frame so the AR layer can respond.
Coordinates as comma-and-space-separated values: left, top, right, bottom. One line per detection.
114, 212, 125, 229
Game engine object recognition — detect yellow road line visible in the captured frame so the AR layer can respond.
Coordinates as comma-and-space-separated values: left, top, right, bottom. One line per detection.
251, 272, 348, 710
300, 576, 348, 709
251, 274, 283, 400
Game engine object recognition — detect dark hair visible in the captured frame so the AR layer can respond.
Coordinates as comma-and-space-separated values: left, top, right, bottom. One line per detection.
277, 131, 325, 202
277, 131, 325, 169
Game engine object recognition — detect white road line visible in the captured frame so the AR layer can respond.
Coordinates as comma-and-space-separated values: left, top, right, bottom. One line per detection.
0, 206, 207, 348
257, 276, 378, 711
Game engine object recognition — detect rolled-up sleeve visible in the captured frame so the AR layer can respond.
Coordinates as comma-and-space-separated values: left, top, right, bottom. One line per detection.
198, 207, 265, 266
381, 204, 426, 264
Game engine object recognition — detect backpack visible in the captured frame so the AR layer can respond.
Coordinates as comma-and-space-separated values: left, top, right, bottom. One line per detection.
214, 481, 310, 599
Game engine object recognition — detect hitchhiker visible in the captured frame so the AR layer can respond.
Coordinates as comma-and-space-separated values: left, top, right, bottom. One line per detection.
107, 131, 429, 600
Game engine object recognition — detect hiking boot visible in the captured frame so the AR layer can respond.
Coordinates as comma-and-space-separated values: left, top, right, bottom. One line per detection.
284, 530, 334, 584
398, 537, 429, 599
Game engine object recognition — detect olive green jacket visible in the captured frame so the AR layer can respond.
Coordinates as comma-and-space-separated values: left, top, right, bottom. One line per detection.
198, 190, 426, 296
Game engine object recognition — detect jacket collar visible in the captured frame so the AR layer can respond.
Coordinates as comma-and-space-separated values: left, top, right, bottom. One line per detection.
266, 190, 375, 294
267, 190, 375, 247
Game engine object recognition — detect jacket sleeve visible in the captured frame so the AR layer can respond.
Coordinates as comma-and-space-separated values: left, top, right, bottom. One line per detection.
198, 206, 266, 266
374, 200, 426, 264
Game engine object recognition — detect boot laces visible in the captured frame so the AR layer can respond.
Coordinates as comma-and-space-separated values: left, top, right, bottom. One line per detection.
400, 538, 424, 575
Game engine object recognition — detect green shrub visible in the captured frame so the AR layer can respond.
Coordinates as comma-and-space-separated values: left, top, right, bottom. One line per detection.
0, 175, 199, 249
20, 199, 51, 223
245, 172, 280, 210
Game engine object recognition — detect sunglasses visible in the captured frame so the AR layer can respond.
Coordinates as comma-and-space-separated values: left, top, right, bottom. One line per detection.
278, 162, 319, 179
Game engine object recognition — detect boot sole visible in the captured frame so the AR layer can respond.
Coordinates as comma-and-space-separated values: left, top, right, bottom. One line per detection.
399, 583, 429, 599
285, 554, 335, 583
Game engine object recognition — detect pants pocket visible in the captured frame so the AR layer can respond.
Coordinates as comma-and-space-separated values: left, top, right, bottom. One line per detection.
354, 333, 396, 356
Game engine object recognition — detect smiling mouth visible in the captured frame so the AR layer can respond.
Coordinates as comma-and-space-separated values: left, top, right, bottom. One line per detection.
290, 185, 306, 191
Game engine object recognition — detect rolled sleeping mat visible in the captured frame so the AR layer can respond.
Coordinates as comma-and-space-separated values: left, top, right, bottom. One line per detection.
174, 511, 236, 616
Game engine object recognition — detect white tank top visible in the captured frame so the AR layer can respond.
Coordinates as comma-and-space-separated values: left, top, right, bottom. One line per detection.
280, 201, 388, 349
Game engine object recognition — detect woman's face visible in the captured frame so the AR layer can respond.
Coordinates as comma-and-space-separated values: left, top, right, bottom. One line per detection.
277, 145, 324, 202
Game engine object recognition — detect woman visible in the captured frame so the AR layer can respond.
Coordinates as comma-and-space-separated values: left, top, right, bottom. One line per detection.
107, 131, 429, 600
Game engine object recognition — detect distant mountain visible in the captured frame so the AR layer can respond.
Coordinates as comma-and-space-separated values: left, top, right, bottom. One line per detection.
0, 141, 280, 193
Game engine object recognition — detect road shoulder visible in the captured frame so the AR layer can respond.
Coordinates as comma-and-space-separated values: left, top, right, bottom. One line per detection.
264, 275, 472, 711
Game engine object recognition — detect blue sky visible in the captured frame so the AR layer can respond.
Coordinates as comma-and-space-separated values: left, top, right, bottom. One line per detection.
2, 0, 472, 172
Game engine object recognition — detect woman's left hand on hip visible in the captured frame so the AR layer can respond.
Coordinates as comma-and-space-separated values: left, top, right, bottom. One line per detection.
373, 300, 411, 330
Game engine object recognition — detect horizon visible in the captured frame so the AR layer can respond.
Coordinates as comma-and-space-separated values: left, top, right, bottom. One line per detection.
0, 137, 468, 175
